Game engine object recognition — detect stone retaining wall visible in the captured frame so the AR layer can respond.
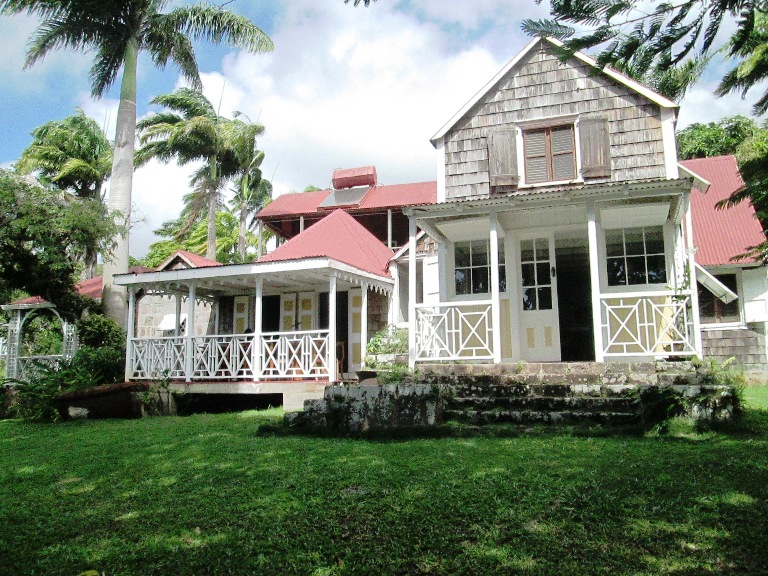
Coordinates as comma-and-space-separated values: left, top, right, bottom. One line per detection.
701, 326, 767, 373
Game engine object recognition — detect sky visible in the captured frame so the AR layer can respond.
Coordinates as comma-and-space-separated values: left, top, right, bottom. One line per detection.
0, 0, 762, 258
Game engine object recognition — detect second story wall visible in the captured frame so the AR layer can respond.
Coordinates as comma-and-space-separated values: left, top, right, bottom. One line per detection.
440, 39, 675, 201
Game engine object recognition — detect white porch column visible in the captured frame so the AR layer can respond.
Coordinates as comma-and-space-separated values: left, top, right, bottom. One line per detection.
587, 202, 605, 362
184, 284, 196, 382
408, 216, 417, 370
257, 220, 263, 258
125, 287, 136, 381
684, 193, 703, 357
300, 215, 305, 233
174, 293, 182, 336
387, 209, 393, 249
489, 211, 502, 363
253, 277, 263, 381
389, 264, 400, 325
361, 283, 369, 367
328, 275, 338, 382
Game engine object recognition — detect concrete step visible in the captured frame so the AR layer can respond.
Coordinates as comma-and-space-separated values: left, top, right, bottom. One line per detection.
444, 409, 638, 425
446, 395, 637, 413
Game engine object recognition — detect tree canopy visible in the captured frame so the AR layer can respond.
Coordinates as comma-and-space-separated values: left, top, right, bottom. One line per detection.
0, 0, 273, 325
0, 170, 118, 319
522, 1, 768, 112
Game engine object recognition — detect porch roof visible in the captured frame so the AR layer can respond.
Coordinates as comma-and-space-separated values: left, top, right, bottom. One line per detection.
405, 178, 692, 219
113, 257, 394, 297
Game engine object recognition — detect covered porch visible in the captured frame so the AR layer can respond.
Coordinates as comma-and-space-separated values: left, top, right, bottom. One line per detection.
405, 178, 703, 366
114, 258, 393, 388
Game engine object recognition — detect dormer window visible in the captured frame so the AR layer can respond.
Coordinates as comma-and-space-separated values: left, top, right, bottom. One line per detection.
523, 125, 576, 184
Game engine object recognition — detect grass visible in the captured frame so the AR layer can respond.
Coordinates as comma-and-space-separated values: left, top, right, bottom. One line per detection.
1, 389, 767, 575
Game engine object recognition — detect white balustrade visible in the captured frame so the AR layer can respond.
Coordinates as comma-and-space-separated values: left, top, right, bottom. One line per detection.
260, 330, 329, 380
415, 301, 494, 361
600, 291, 696, 357
131, 337, 185, 380
127, 331, 330, 381
15, 355, 63, 382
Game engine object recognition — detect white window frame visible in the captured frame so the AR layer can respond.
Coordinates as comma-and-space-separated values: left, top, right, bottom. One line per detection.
453, 239, 507, 299
603, 225, 669, 289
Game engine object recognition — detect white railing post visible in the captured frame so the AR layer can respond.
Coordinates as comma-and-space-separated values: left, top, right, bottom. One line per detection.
361, 283, 368, 368
408, 216, 417, 370
254, 278, 263, 381
185, 284, 196, 382
175, 293, 182, 336
328, 275, 337, 382
587, 201, 605, 361
489, 211, 502, 363
125, 287, 136, 381
684, 193, 703, 357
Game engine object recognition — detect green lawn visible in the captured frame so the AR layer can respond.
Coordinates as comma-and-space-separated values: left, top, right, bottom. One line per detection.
1, 389, 767, 575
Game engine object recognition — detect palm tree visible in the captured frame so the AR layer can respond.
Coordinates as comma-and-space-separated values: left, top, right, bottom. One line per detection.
16, 108, 112, 278
136, 88, 238, 260
1, 0, 273, 325
226, 115, 273, 262
717, 11, 768, 115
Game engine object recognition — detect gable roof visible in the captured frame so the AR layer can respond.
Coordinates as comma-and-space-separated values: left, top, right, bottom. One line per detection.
156, 249, 222, 271
431, 36, 678, 145
683, 155, 765, 266
258, 182, 436, 219
258, 209, 395, 277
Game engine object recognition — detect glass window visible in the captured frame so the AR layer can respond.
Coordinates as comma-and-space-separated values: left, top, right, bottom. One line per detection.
698, 274, 740, 323
606, 226, 667, 286
455, 240, 506, 295
524, 125, 576, 184
520, 237, 553, 310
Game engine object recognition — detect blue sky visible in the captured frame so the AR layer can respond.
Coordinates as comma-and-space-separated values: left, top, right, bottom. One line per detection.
0, 0, 759, 257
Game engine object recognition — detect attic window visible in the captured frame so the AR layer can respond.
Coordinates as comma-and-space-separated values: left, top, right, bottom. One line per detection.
523, 125, 576, 184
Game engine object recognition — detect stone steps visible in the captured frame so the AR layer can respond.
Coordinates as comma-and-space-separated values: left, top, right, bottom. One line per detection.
447, 395, 637, 413
444, 409, 638, 426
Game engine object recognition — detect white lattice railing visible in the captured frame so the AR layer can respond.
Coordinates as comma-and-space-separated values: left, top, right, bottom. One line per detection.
128, 331, 330, 381
260, 330, 329, 380
600, 290, 697, 357
415, 301, 494, 361
131, 337, 185, 379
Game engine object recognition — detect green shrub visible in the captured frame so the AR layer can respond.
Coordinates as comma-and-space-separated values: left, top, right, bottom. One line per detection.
71, 345, 125, 386
76, 314, 125, 349
366, 326, 408, 356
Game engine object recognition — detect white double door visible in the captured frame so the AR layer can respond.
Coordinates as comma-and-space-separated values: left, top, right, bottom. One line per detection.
518, 233, 561, 362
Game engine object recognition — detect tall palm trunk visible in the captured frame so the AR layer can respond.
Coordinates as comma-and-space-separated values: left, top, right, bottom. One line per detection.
206, 156, 218, 260
237, 173, 250, 262
102, 38, 138, 325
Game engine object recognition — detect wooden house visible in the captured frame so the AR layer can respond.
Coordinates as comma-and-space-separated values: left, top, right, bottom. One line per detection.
404, 37, 701, 365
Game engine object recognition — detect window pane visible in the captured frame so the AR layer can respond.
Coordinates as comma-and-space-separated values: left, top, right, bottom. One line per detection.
455, 243, 471, 267
624, 229, 645, 256
521, 263, 535, 287
553, 152, 575, 180
644, 226, 664, 254
536, 262, 551, 285
526, 156, 548, 183
605, 229, 624, 257
645, 255, 667, 284
520, 240, 534, 262
626, 256, 647, 284
472, 268, 489, 294
535, 238, 549, 261
523, 288, 537, 311
471, 241, 488, 266
499, 266, 507, 292
525, 130, 546, 155
607, 257, 626, 286
455, 269, 470, 295
551, 126, 574, 152
538, 287, 552, 310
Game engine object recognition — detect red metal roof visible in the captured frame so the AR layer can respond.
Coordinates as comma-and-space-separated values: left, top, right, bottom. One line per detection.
683, 155, 765, 266
258, 209, 395, 277
156, 249, 222, 271
258, 181, 436, 220
258, 189, 332, 218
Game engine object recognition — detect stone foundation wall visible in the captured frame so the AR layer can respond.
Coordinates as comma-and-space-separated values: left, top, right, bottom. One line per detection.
287, 383, 443, 432
701, 325, 767, 373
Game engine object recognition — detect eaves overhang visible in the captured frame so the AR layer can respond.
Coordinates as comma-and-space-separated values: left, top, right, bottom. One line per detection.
404, 178, 693, 220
